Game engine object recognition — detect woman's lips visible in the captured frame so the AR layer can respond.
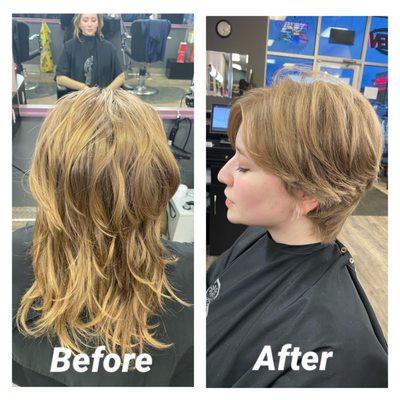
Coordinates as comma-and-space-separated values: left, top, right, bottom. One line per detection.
225, 193, 234, 207
225, 198, 234, 207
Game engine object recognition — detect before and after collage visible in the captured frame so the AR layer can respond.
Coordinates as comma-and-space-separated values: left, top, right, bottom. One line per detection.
7, 1, 395, 396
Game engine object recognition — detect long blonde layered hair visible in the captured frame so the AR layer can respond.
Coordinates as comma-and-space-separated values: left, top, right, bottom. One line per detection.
228, 68, 383, 243
17, 88, 183, 355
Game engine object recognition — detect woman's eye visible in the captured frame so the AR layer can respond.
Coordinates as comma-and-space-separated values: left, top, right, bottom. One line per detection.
236, 167, 249, 173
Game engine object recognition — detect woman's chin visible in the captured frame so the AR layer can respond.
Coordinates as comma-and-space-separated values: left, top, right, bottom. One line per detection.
226, 209, 242, 225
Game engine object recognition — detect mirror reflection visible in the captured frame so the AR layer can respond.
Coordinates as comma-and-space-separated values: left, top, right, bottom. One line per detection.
12, 13, 194, 108
206, 50, 250, 98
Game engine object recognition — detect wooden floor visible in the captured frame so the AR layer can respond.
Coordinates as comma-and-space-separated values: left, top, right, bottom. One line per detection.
339, 215, 387, 339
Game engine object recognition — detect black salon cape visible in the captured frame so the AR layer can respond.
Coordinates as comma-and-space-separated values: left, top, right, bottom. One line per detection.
206, 227, 387, 388
12, 224, 193, 386
55, 35, 123, 88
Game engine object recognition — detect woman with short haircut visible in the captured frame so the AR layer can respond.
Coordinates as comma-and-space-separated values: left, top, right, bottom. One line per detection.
206, 69, 387, 388
13, 88, 193, 386
56, 14, 125, 91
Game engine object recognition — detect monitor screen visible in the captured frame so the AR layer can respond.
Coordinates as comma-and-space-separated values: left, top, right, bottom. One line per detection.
329, 28, 355, 45
210, 104, 231, 134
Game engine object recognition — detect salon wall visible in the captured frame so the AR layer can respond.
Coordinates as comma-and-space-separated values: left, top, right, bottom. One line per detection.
206, 16, 268, 109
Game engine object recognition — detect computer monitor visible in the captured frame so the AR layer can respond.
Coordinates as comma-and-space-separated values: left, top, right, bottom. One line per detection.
210, 104, 231, 135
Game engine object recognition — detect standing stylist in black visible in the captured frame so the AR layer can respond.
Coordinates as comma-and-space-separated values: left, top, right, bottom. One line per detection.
56, 14, 125, 91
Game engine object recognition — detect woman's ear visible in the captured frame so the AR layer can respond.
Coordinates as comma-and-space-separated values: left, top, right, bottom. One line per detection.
300, 193, 319, 215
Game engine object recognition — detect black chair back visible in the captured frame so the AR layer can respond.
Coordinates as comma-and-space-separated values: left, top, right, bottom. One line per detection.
12, 20, 41, 64
12, 21, 30, 64
129, 19, 171, 63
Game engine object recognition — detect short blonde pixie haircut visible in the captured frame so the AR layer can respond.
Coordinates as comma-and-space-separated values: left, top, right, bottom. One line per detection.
228, 68, 383, 243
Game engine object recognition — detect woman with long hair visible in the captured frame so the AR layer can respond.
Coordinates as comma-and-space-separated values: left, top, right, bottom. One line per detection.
56, 14, 125, 91
13, 88, 193, 386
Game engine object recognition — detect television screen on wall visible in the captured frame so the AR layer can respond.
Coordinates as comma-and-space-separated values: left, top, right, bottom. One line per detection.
329, 28, 355, 45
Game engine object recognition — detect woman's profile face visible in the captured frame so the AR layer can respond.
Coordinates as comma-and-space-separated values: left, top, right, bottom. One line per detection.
218, 125, 297, 230
79, 14, 99, 37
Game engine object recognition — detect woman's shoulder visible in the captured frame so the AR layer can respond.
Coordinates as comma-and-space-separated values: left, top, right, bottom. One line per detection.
13, 223, 34, 273
13, 223, 34, 277
63, 37, 79, 50
163, 240, 193, 302
282, 250, 386, 340
241, 258, 387, 386
12, 224, 35, 318
244, 244, 387, 349
164, 240, 193, 258
269, 254, 387, 366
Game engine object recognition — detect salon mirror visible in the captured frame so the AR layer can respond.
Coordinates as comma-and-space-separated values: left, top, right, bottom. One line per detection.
12, 13, 194, 108
206, 50, 250, 98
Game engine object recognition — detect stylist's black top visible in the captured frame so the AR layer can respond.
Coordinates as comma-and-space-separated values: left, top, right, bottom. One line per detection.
55, 35, 123, 88
13, 224, 193, 387
206, 227, 387, 388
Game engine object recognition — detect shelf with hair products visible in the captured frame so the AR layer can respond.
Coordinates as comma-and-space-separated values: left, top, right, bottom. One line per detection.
206, 104, 246, 256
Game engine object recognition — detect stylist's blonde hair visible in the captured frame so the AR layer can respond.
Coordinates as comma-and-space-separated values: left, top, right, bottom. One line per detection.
17, 88, 184, 355
73, 14, 104, 40
228, 67, 383, 243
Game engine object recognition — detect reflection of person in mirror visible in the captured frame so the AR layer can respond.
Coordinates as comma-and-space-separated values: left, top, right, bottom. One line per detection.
13, 88, 193, 386
56, 14, 125, 91
206, 67, 387, 388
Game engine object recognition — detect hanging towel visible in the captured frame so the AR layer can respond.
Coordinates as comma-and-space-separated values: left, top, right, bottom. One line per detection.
40, 21, 54, 72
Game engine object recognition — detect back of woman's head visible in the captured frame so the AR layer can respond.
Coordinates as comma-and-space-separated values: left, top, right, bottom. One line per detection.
228, 67, 383, 242
17, 88, 182, 355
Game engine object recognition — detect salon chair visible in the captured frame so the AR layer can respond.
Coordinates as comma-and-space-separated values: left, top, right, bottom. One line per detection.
12, 20, 42, 91
123, 19, 171, 96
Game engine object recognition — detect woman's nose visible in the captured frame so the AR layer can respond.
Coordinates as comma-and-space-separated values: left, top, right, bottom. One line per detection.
218, 157, 234, 186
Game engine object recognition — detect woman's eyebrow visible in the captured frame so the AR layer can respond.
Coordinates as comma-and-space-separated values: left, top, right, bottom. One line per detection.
236, 145, 249, 158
